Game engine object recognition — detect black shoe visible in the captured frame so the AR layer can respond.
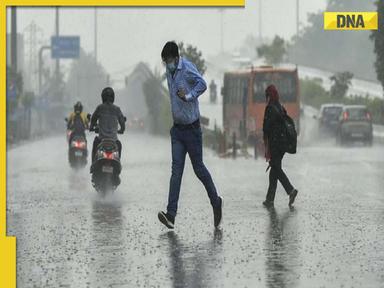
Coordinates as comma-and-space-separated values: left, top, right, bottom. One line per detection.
158, 211, 175, 229
289, 189, 298, 206
213, 196, 223, 228
262, 200, 274, 208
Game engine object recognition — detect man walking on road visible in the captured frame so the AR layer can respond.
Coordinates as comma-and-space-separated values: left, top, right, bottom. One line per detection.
262, 84, 298, 207
158, 41, 223, 229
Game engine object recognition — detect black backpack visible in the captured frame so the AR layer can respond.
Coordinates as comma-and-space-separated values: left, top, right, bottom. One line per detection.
272, 105, 297, 154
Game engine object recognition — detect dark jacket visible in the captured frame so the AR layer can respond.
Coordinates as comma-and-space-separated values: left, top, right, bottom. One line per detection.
263, 101, 287, 155
90, 103, 125, 140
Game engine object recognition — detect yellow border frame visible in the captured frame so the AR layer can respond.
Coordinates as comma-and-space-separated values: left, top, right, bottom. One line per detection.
0, 1, 244, 287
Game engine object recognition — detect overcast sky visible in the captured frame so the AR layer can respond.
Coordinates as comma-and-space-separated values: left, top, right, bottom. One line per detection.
7, 0, 327, 81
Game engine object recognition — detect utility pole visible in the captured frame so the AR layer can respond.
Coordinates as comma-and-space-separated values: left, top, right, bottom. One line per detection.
94, 7, 98, 62
258, 0, 262, 43
24, 21, 43, 93
54, 7, 63, 105
38, 46, 51, 95
11, 7, 17, 72
296, 0, 299, 37
55, 7, 60, 83
220, 9, 224, 53
295, 0, 300, 63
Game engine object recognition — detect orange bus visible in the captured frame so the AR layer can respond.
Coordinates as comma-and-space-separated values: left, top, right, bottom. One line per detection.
222, 66, 300, 152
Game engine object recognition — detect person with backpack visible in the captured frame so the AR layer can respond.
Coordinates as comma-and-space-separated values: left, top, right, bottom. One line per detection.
262, 84, 298, 208
67, 101, 89, 143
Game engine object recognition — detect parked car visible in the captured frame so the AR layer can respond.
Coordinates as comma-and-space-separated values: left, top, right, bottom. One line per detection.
318, 103, 344, 134
337, 105, 373, 146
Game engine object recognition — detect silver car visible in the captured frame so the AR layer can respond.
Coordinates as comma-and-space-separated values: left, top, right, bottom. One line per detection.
338, 105, 373, 146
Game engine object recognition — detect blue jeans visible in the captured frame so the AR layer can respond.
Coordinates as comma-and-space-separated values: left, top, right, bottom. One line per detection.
167, 125, 220, 217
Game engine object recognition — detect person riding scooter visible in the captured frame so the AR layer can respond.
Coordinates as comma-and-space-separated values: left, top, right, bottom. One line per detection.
67, 101, 89, 143
89, 87, 126, 173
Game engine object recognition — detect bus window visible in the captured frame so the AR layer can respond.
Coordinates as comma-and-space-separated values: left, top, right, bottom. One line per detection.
232, 77, 238, 104
228, 77, 234, 104
253, 72, 297, 103
238, 78, 244, 104
224, 75, 250, 105
278, 74, 296, 102
232, 78, 237, 104
253, 77, 269, 103
231, 77, 242, 105
241, 78, 248, 105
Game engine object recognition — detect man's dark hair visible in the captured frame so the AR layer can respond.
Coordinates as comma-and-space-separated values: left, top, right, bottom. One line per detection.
161, 41, 179, 60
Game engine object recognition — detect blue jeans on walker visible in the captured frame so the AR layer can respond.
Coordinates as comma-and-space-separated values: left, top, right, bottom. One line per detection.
167, 125, 220, 217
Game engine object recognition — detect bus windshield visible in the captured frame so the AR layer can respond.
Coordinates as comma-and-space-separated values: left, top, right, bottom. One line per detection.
253, 72, 297, 103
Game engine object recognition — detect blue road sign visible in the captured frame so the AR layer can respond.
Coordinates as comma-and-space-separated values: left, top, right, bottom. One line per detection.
51, 36, 80, 59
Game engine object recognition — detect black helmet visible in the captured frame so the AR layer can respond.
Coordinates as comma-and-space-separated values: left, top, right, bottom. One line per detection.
74, 101, 83, 113
101, 87, 115, 104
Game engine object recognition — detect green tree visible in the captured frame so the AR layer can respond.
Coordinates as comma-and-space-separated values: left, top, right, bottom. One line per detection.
288, 0, 375, 80
300, 78, 329, 101
371, 0, 384, 90
178, 42, 207, 75
257, 36, 286, 65
330, 71, 353, 99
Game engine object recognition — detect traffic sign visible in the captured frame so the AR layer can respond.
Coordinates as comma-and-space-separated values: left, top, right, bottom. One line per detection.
51, 36, 80, 59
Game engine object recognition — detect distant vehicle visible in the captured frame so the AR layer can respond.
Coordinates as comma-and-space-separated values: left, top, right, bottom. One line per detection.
318, 103, 344, 134
222, 66, 300, 154
337, 105, 373, 146
127, 116, 145, 131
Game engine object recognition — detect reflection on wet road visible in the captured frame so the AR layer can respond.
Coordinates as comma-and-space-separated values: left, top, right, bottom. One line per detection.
160, 229, 223, 288
90, 200, 125, 287
264, 207, 300, 288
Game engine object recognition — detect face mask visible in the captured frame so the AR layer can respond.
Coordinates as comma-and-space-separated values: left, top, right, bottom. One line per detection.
166, 61, 177, 73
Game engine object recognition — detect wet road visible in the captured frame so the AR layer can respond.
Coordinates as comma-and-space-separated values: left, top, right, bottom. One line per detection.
7, 117, 384, 287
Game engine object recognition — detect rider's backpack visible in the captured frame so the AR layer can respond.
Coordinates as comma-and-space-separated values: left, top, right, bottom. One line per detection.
272, 105, 297, 154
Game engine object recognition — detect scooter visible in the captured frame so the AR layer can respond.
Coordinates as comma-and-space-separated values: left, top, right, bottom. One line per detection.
67, 133, 88, 168
65, 116, 90, 168
90, 127, 123, 196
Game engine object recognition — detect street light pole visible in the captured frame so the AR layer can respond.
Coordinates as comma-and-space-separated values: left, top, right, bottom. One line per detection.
259, 0, 262, 43
38, 46, 51, 95
94, 7, 98, 62
55, 7, 60, 81
11, 7, 17, 72
296, 0, 299, 37
220, 9, 224, 53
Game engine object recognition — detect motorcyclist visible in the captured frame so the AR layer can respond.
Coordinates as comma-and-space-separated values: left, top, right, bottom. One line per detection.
67, 101, 89, 143
89, 87, 125, 172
